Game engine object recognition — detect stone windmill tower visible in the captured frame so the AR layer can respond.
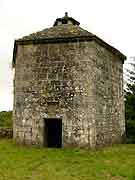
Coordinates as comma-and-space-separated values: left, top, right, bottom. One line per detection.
12, 13, 126, 148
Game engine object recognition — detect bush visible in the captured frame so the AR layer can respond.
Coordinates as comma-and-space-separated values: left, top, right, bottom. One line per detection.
126, 120, 135, 143
0, 111, 12, 127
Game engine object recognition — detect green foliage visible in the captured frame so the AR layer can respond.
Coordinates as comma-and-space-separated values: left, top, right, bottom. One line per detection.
0, 111, 12, 127
125, 92, 135, 121
125, 61, 135, 143
0, 139, 135, 179
126, 120, 135, 143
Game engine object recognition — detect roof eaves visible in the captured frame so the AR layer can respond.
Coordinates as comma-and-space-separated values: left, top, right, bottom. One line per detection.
12, 35, 126, 68
12, 36, 93, 67
16, 36, 93, 44
93, 35, 126, 62
12, 41, 17, 68
68, 17, 80, 25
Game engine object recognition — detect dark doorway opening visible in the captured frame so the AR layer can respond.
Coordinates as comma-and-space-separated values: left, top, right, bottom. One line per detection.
44, 118, 62, 148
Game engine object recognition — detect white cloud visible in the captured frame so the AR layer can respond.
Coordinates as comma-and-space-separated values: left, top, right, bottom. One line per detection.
0, 92, 13, 111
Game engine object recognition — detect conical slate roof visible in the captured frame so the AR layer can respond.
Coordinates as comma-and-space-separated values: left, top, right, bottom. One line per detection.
13, 13, 126, 67
19, 24, 94, 41
18, 12, 92, 41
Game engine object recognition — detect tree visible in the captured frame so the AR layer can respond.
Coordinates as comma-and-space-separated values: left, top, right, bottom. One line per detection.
125, 58, 135, 143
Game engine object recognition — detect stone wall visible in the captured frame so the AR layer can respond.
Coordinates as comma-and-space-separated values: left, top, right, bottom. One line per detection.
0, 128, 13, 138
13, 40, 125, 148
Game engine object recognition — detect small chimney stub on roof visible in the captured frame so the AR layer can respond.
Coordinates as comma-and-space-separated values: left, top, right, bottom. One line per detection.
53, 12, 80, 26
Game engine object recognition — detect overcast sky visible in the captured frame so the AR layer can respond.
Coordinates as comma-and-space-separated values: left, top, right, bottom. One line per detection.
0, 0, 134, 111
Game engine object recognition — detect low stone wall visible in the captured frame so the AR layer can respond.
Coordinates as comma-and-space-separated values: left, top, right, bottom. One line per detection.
0, 128, 13, 138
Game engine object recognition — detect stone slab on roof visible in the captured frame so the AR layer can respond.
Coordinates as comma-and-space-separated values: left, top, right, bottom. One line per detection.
12, 14, 126, 67
18, 25, 93, 41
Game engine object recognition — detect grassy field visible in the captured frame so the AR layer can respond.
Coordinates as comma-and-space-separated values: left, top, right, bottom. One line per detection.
0, 139, 135, 180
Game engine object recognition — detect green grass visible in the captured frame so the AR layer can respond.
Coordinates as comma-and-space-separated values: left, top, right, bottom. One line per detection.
0, 139, 135, 180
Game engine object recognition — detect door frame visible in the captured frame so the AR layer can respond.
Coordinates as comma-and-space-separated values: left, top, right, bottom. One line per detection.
44, 118, 62, 148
